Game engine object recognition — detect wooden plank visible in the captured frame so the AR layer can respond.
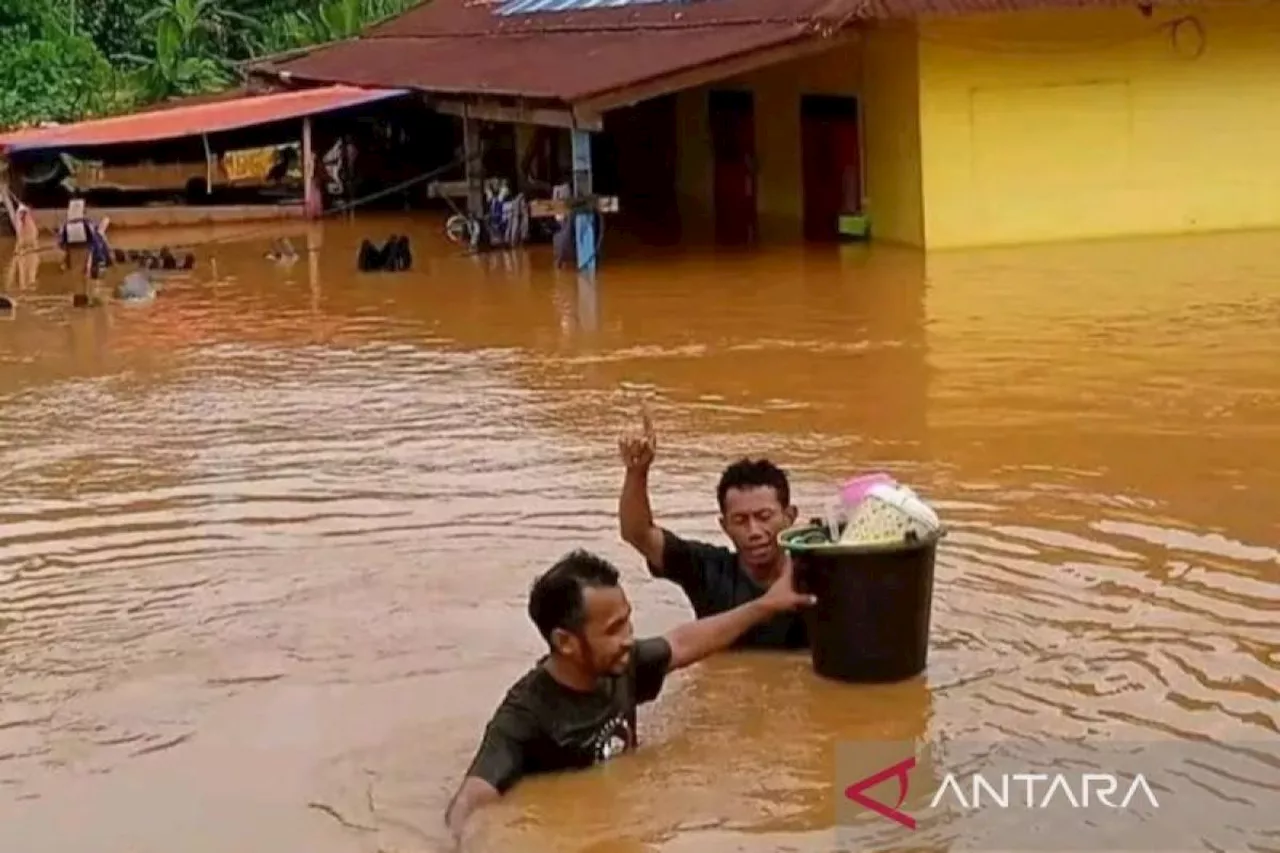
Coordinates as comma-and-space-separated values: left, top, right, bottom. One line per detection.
435, 99, 603, 132
572, 30, 860, 115
430, 181, 617, 217
26, 204, 306, 232
528, 196, 618, 218
428, 179, 470, 199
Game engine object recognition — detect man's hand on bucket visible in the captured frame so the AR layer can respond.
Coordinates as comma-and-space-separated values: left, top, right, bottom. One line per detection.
618, 398, 657, 471
760, 559, 818, 613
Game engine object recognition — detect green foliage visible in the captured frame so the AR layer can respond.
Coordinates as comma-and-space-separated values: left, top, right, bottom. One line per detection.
0, 0, 423, 131
77, 0, 158, 64
259, 0, 420, 55
115, 0, 260, 100
0, 24, 131, 128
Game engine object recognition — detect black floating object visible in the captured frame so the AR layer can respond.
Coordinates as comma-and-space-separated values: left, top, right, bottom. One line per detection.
383, 235, 400, 272
357, 238, 382, 272
159, 247, 177, 270
72, 293, 97, 308
127, 249, 142, 262
389, 235, 412, 272
373, 237, 392, 271
180, 253, 195, 270
0, 295, 14, 312
113, 248, 127, 264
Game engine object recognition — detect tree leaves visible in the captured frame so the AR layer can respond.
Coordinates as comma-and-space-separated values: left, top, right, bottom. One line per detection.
0, 0, 422, 130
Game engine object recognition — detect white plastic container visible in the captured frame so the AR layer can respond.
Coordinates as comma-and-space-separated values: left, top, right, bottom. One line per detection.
838, 482, 941, 546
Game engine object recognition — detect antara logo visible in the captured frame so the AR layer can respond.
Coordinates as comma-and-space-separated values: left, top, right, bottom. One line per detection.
844, 756, 917, 830
844, 756, 1163, 830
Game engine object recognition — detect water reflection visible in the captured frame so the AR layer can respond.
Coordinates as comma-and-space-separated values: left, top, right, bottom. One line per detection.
0, 217, 1275, 853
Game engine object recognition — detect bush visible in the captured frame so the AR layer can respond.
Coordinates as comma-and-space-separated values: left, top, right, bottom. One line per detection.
0, 27, 124, 129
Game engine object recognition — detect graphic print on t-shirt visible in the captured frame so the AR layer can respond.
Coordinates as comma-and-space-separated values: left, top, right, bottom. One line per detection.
585, 712, 634, 763
586, 706, 634, 758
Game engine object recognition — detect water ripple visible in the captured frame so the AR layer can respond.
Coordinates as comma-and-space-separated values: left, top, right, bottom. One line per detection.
0, 226, 1276, 852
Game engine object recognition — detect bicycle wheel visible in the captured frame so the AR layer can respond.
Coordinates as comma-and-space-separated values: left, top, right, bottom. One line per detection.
445, 215, 476, 245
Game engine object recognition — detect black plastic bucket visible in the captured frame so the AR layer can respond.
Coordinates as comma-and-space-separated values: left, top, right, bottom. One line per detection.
782, 526, 942, 684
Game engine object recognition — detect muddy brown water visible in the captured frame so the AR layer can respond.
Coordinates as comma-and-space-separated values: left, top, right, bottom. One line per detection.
0, 218, 1276, 853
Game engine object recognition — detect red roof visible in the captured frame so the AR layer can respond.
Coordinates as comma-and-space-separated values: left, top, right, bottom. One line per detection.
253, 0, 1158, 107
271, 23, 818, 103
0, 85, 406, 155
358, 0, 1148, 39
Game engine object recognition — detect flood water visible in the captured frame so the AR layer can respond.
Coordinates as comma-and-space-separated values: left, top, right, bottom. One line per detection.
0, 218, 1276, 853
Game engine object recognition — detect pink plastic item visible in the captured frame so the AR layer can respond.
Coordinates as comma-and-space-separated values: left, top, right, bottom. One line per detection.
839, 473, 896, 507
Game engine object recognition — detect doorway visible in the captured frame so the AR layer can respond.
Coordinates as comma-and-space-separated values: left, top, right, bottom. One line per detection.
598, 94, 680, 243
800, 94, 861, 242
708, 89, 757, 245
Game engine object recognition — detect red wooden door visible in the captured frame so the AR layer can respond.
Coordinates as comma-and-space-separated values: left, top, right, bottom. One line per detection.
800, 95, 861, 242
709, 90, 757, 245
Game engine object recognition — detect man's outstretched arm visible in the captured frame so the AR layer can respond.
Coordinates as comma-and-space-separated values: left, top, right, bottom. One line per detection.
663, 564, 815, 671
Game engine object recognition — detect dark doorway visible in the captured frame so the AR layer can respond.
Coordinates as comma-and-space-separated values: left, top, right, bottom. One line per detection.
708, 89, 758, 245
597, 94, 680, 243
800, 94, 861, 242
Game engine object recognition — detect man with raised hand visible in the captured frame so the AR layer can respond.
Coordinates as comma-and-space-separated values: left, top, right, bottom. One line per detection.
617, 402, 809, 650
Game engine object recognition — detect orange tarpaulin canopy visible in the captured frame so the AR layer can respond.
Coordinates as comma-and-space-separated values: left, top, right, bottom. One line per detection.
0, 86, 407, 155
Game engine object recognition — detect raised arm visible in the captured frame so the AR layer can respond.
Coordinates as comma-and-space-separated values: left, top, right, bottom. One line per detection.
617, 401, 666, 569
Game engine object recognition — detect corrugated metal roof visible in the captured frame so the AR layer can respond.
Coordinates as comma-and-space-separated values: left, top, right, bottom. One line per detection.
363, 0, 866, 37
0, 85, 407, 155
495, 0, 682, 15
269, 23, 817, 103
361, 0, 1150, 38
255, 0, 1178, 108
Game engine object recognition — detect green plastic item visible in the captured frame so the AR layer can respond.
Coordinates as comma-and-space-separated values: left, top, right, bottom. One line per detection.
778, 522, 946, 555
837, 212, 871, 240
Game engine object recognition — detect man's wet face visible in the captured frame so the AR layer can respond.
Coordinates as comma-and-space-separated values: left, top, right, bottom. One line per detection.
720, 486, 794, 570
578, 585, 634, 676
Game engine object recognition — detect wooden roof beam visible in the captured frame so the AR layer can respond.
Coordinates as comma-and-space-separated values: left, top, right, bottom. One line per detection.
433, 98, 604, 132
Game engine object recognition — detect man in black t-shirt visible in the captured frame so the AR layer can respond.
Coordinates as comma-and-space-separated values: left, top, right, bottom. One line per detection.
617, 403, 809, 649
444, 548, 815, 846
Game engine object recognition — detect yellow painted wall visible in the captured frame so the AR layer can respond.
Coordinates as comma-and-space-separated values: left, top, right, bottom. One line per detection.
674, 40, 862, 241
672, 27, 925, 245
917, 2, 1280, 248
861, 22, 925, 246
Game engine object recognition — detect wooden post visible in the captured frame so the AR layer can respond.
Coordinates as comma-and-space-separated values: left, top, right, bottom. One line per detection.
571, 128, 596, 274
462, 109, 483, 218
302, 116, 318, 218
0, 172, 19, 238
307, 225, 320, 312
201, 135, 214, 194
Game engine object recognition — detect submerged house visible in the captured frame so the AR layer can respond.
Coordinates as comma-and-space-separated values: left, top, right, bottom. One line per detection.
251, 0, 1275, 250
0, 85, 456, 234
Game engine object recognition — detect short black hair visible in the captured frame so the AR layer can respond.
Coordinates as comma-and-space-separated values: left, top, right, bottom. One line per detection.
716, 457, 791, 512
527, 549, 621, 642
